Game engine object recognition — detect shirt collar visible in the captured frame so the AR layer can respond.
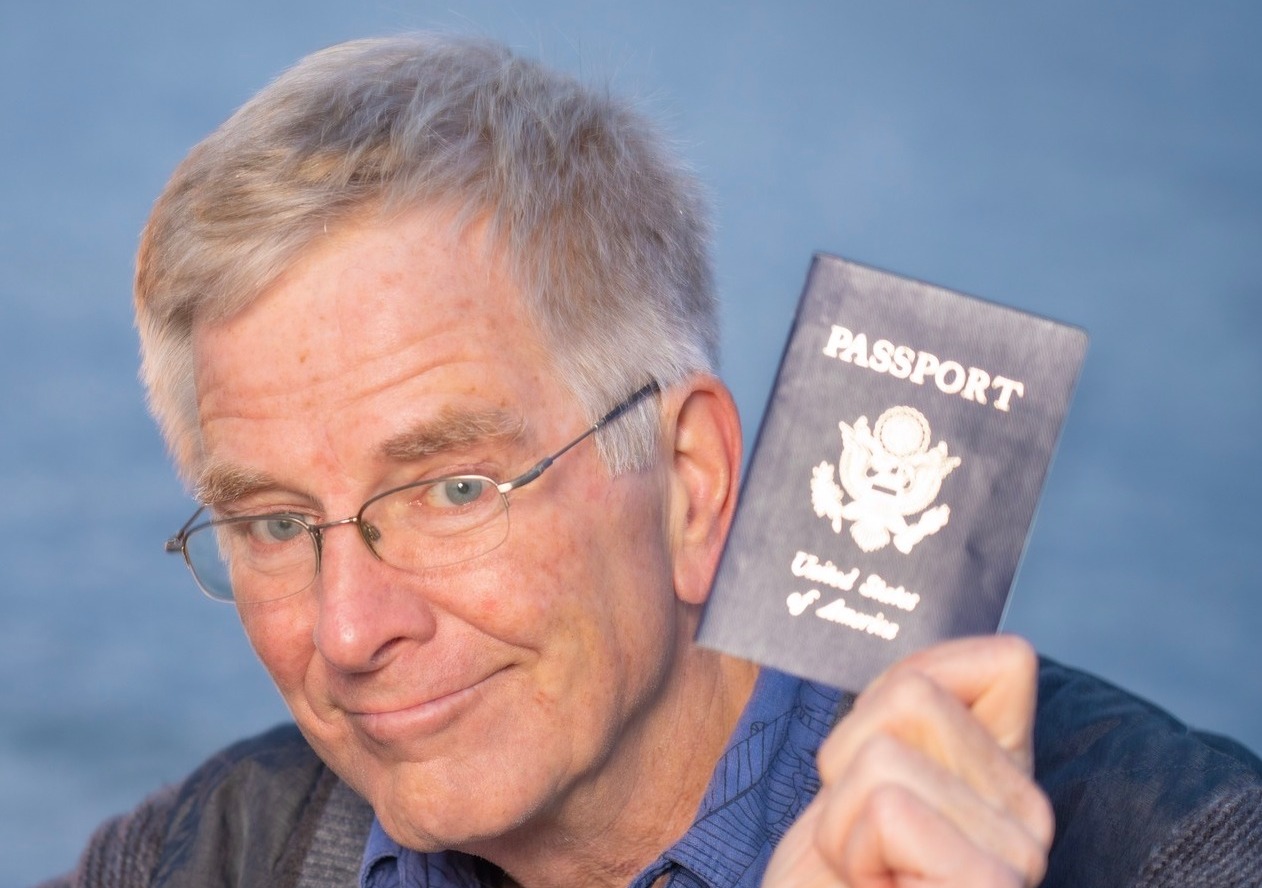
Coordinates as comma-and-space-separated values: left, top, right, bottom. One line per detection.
655, 670, 846, 887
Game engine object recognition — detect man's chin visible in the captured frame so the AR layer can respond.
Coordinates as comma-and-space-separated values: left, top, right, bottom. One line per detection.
367, 770, 554, 854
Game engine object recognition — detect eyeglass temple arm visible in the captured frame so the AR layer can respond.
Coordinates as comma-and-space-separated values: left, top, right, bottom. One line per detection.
499, 381, 661, 492
165, 506, 209, 553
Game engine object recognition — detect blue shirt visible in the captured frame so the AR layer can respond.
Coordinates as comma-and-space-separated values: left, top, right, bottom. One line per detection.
360, 669, 847, 888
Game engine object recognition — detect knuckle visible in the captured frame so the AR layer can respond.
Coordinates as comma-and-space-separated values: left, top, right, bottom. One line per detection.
994, 633, 1038, 680
818, 728, 902, 786
865, 781, 916, 832
1003, 779, 1054, 882
1012, 829, 1050, 886
851, 731, 904, 774
1022, 782, 1056, 849
815, 723, 852, 782
986, 856, 1028, 888
872, 668, 943, 713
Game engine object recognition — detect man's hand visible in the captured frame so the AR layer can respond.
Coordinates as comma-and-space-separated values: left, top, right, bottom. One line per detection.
763, 635, 1054, 887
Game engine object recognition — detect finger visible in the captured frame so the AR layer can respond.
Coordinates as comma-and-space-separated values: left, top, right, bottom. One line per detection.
759, 797, 836, 888
872, 635, 1039, 769
819, 669, 1053, 847
814, 733, 1050, 882
839, 783, 1036, 888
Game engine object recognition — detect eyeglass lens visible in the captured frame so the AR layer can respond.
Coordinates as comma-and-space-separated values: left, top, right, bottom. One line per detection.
184, 475, 511, 603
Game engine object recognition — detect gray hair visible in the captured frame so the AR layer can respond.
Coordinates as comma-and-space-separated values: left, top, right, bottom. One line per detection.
135, 33, 718, 482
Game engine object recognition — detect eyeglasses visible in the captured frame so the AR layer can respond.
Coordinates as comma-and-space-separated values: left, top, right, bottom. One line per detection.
165, 381, 661, 604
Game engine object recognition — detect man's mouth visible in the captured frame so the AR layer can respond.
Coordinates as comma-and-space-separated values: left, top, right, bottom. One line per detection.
343, 668, 508, 746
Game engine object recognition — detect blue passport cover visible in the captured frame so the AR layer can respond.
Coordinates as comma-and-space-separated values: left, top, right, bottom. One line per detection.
697, 254, 1087, 692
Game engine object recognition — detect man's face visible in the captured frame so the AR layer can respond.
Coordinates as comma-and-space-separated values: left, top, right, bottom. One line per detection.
190, 209, 688, 849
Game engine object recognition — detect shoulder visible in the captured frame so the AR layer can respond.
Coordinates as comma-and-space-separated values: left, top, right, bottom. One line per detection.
163, 721, 330, 834
51, 724, 372, 888
155, 723, 334, 882
1033, 658, 1262, 887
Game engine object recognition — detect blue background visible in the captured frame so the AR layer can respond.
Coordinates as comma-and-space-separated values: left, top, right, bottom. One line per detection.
2, 2, 1259, 884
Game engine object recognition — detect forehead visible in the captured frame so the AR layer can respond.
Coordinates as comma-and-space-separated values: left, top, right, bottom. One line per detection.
189, 208, 566, 484
199, 210, 537, 375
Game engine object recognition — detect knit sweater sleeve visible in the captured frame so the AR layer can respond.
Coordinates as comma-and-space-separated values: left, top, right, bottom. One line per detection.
1137, 783, 1262, 888
36, 784, 180, 888
1035, 660, 1262, 887
33, 724, 369, 888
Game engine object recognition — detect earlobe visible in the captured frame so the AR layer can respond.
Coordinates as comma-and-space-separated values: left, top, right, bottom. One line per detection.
665, 376, 743, 606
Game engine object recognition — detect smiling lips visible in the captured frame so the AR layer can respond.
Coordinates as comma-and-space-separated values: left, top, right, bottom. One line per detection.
340, 667, 508, 745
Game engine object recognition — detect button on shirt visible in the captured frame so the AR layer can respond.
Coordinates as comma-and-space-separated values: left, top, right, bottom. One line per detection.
360, 669, 848, 888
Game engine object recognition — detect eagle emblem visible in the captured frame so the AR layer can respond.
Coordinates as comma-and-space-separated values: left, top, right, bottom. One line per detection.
810, 406, 961, 554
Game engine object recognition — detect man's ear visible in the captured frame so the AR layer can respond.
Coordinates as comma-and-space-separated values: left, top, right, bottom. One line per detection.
663, 376, 743, 606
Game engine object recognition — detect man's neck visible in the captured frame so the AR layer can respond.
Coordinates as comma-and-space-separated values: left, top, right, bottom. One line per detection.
468, 649, 760, 888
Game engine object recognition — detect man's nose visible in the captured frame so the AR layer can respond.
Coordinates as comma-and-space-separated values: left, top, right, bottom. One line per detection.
310, 521, 438, 674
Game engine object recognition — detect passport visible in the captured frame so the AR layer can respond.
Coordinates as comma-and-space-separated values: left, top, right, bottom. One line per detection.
697, 253, 1088, 693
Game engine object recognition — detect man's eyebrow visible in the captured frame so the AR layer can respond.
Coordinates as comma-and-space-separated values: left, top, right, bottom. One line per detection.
195, 463, 286, 508
192, 409, 528, 505
378, 405, 528, 463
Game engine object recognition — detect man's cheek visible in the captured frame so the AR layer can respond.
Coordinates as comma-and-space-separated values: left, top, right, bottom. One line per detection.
239, 604, 314, 688
474, 545, 578, 628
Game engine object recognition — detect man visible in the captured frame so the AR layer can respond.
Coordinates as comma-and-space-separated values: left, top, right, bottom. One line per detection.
50, 33, 1262, 887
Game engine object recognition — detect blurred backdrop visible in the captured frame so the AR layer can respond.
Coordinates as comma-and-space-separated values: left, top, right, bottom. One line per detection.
2, 2, 1259, 884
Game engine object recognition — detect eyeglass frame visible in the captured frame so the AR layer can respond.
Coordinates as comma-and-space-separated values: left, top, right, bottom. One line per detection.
164, 380, 662, 603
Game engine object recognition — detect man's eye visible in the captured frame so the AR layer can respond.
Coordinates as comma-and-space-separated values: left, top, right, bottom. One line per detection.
246, 516, 307, 543
430, 478, 487, 508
